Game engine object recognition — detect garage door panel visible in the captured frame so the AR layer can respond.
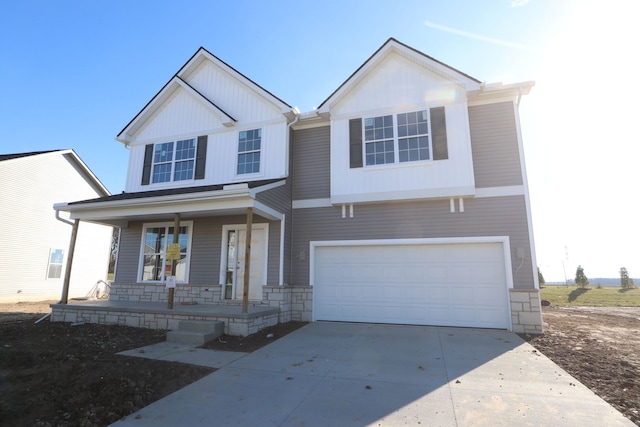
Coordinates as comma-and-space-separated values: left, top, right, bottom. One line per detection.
314, 242, 510, 329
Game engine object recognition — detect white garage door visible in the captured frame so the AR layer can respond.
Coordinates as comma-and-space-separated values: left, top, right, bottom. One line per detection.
313, 241, 510, 329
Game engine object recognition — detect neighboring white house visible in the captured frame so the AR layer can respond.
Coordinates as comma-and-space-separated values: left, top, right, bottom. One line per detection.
0, 150, 112, 302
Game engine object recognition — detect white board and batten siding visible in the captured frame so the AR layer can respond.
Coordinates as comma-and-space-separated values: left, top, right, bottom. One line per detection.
0, 152, 112, 302
311, 238, 513, 329
329, 50, 476, 204
125, 58, 289, 193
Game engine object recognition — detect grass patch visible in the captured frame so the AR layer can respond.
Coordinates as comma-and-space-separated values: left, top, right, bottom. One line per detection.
541, 285, 640, 306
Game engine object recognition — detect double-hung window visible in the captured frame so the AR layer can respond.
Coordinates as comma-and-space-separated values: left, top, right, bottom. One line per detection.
47, 249, 64, 279
151, 138, 196, 183
139, 222, 192, 283
364, 110, 431, 166
237, 129, 261, 174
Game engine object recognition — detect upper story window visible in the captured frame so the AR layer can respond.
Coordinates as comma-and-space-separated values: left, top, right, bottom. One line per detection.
141, 136, 207, 186
237, 129, 261, 174
364, 110, 430, 166
152, 138, 196, 183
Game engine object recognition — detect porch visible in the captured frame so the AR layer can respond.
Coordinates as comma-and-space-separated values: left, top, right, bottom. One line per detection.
50, 300, 280, 337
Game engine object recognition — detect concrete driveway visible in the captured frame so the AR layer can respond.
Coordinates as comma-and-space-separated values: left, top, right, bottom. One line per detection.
112, 322, 633, 426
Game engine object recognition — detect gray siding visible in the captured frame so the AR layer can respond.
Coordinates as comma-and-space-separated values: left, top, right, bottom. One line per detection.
255, 180, 291, 214
291, 196, 534, 289
292, 126, 330, 200
116, 222, 143, 283
255, 179, 292, 285
469, 101, 523, 188
115, 216, 283, 286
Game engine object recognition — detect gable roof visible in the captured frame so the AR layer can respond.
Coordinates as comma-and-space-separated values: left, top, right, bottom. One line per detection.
117, 47, 294, 144
317, 38, 482, 112
1, 149, 110, 196
0, 150, 60, 161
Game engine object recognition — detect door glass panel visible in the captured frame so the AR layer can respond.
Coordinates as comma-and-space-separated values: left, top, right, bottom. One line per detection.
225, 230, 236, 299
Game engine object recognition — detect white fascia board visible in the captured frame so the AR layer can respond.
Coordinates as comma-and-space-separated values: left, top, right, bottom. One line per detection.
467, 81, 535, 106
66, 196, 255, 222
253, 200, 284, 221
475, 186, 525, 198
175, 78, 236, 126
193, 49, 292, 115
292, 198, 332, 209
52, 150, 110, 196
59, 187, 253, 218
248, 179, 286, 197
318, 41, 481, 113
330, 186, 476, 205
116, 81, 179, 144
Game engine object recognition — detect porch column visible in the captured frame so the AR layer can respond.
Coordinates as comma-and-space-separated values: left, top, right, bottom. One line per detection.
60, 219, 80, 304
168, 213, 180, 309
242, 207, 253, 313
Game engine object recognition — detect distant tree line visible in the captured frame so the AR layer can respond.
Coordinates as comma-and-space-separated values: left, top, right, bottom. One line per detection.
537, 266, 635, 289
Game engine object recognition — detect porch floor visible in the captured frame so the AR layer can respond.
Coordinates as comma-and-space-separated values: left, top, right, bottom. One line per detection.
50, 300, 280, 337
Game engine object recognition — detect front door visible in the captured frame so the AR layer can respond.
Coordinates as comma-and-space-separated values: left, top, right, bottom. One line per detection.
222, 224, 268, 301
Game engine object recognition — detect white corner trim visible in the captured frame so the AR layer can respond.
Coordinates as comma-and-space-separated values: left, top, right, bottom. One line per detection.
292, 198, 332, 209
475, 185, 525, 198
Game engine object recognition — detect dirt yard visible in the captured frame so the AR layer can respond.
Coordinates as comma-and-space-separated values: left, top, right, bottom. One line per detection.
1, 301, 639, 426
522, 305, 640, 425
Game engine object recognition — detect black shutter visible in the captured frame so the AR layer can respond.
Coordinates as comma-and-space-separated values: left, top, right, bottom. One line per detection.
195, 135, 207, 180
349, 118, 363, 168
141, 144, 154, 185
431, 107, 448, 160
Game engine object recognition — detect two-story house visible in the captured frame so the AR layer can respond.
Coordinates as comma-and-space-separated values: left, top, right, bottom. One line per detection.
52, 38, 543, 335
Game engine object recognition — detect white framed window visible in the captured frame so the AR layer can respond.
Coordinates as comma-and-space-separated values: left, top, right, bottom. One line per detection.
47, 249, 64, 279
364, 110, 431, 166
237, 129, 261, 174
152, 138, 197, 183
138, 221, 193, 283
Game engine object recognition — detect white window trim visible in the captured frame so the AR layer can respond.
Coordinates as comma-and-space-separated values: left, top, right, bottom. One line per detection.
47, 248, 64, 280
235, 128, 264, 177
218, 223, 270, 293
363, 109, 434, 167
137, 220, 194, 284
151, 138, 197, 184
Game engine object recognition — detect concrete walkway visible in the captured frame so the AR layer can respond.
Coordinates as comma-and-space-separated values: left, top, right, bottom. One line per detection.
112, 322, 634, 426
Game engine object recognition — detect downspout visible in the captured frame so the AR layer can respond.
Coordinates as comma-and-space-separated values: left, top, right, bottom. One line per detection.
286, 109, 300, 287
516, 86, 523, 108
55, 208, 74, 226
38, 213, 80, 323
37, 208, 77, 323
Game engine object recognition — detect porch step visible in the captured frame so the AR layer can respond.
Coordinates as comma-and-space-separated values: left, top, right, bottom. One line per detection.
166, 320, 224, 345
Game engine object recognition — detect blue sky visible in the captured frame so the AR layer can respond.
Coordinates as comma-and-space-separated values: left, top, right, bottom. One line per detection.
1, 0, 638, 281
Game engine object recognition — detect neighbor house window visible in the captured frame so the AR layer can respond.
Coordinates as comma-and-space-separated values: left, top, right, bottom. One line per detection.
47, 249, 64, 279
237, 129, 261, 174
151, 138, 196, 183
139, 222, 193, 283
364, 110, 431, 166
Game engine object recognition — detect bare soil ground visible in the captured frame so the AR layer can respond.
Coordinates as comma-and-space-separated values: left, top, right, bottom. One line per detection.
1, 301, 639, 426
521, 305, 640, 425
